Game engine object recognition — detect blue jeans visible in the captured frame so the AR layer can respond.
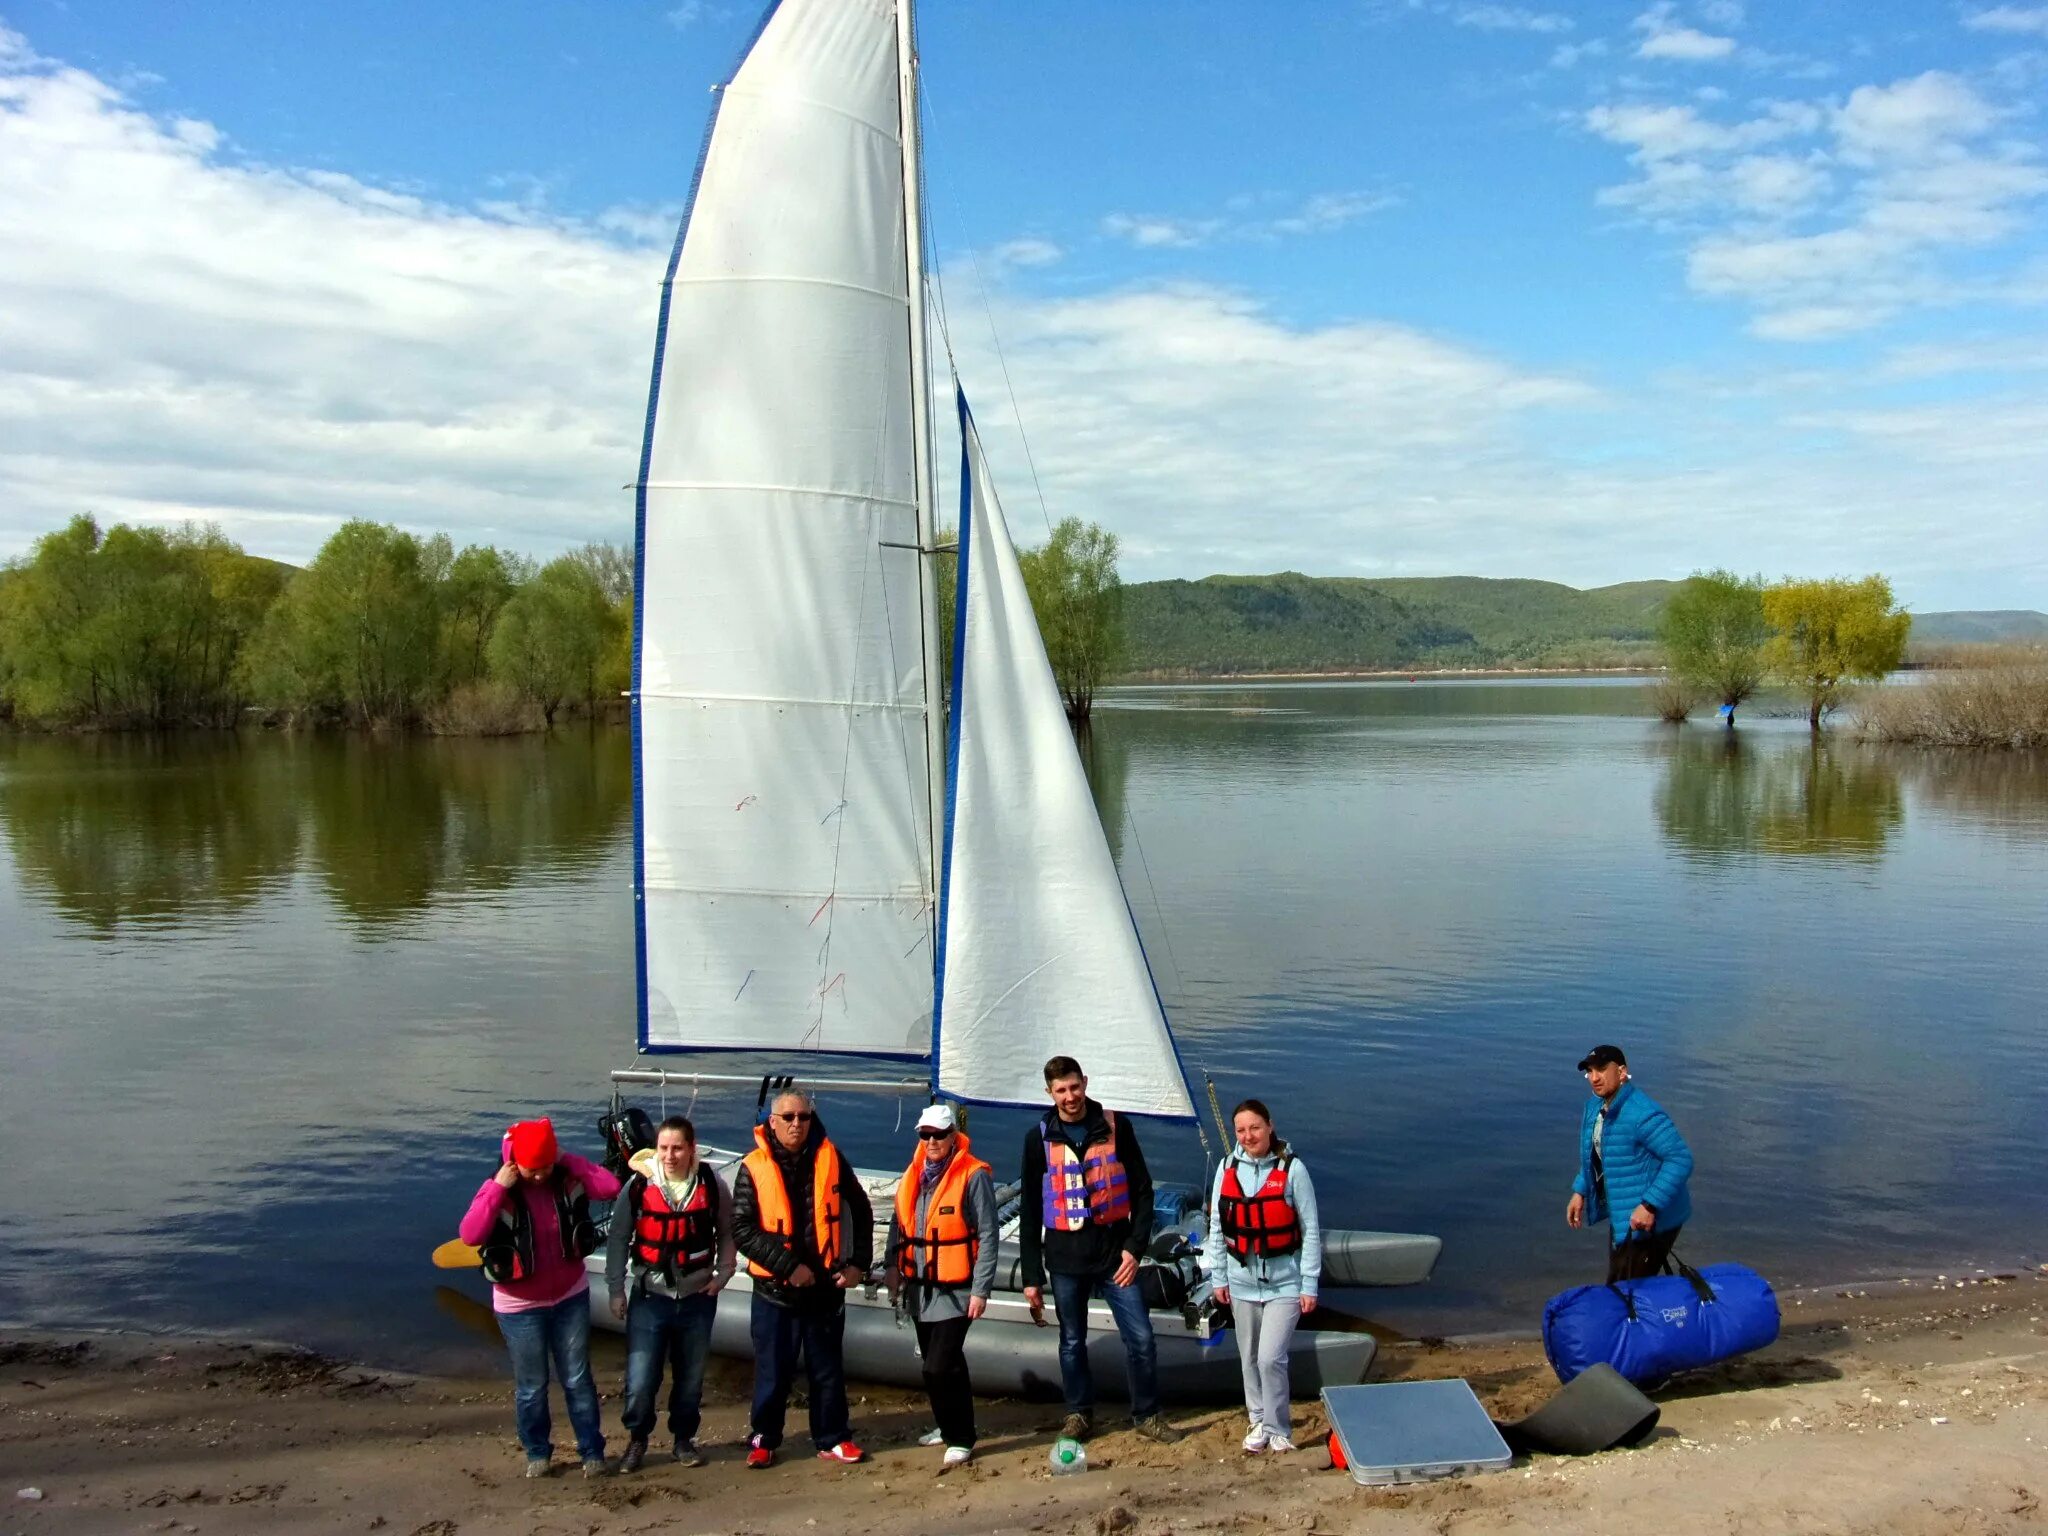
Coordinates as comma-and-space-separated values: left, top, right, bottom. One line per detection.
498, 1291, 605, 1462
621, 1290, 717, 1443
1048, 1268, 1160, 1420
748, 1294, 850, 1452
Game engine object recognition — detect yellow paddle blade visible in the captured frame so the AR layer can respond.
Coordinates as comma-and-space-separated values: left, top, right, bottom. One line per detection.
432, 1239, 482, 1269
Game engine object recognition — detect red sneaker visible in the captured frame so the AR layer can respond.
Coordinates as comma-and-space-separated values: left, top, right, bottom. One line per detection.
817, 1441, 866, 1465
745, 1438, 775, 1470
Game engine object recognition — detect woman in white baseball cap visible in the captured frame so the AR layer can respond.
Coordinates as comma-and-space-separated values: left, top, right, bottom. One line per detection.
884, 1103, 999, 1465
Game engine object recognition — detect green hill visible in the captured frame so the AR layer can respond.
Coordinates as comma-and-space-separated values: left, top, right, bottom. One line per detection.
1908, 610, 2048, 645
1120, 573, 1677, 674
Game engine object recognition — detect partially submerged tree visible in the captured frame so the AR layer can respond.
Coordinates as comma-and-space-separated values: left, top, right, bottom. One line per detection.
1763, 575, 1912, 732
1660, 569, 1767, 714
488, 556, 618, 726
246, 520, 439, 727
0, 515, 284, 725
1019, 517, 1124, 723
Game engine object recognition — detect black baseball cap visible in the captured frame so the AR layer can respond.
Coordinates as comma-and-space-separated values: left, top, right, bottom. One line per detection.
1576, 1044, 1627, 1071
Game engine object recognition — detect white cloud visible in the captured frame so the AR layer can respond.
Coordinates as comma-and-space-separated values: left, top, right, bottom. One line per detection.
1102, 191, 1392, 249
989, 237, 1065, 268
3, 29, 2044, 608
1102, 213, 1221, 249
1633, 3, 1738, 62
1585, 67, 2045, 339
1450, 5, 1573, 34
1834, 71, 1997, 164
1552, 39, 1609, 68
0, 53, 658, 563
1962, 6, 2048, 36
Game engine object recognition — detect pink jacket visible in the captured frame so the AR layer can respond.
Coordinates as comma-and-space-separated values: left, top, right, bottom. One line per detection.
459, 1151, 621, 1314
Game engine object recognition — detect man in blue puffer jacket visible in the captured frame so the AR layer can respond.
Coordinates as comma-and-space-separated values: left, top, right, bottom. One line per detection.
1565, 1044, 1694, 1282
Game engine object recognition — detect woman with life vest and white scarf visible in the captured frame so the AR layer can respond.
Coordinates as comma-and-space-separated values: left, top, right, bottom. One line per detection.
883, 1104, 999, 1467
1202, 1099, 1322, 1454
603, 1115, 736, 1473
457, 1117, 621, 1478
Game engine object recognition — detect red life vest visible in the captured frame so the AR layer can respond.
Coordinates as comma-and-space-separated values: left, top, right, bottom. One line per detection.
1217, 1153, 1301, 1261
632, 1171, 717, 1283
1041, 1110, 1132, 1232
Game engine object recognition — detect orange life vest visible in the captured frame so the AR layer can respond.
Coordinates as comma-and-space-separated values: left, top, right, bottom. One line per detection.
1041, 1109, 1132, 1232
741, 1124, 845, 1281
1217, 1153, 1301, 1260
631, 1170, 717, 1282
892, 1134, 991, 1288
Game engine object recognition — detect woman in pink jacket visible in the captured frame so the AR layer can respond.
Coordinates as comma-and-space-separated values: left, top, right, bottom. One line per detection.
459, 1117, 621, 1478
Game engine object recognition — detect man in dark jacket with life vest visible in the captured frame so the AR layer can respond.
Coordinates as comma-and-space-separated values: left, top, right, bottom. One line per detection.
604, 1115, 735, 1473
730, 1090, 874, 1469
883, 1103, 999, 1467
1018, 1056, 1182, 1445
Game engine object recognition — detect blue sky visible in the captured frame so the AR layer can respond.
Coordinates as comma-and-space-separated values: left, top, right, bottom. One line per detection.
2, 1, 2045, 609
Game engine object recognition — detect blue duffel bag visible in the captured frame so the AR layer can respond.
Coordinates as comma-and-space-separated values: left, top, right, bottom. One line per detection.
1542, 1257, 1780, 1386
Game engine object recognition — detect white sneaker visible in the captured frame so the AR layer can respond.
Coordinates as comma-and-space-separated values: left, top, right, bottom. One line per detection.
1265, 1434, 1297, 1453
1241, 1427, 1268, 1453
917, 1426, 946, 1446
942, 1445, 973, 1467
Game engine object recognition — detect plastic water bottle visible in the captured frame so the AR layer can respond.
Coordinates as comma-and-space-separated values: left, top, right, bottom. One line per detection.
1048, 1437, 1087, 1476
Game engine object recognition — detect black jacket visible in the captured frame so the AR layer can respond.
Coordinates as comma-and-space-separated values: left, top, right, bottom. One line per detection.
1018, 1099, 1154, 1287
730, 1115, 874, 1309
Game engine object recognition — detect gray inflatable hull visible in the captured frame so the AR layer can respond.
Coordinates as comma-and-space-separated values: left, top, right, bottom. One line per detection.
586, 1268, 1376, 1403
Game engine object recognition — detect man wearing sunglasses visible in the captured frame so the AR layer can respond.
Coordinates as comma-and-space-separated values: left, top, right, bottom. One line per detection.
732, 1090, 874, 1468
884, 1104, 999, 1466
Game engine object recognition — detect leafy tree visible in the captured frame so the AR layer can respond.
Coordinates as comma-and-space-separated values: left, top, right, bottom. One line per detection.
1659, 569, 1767, 714
439, 544, 520, 688
0, 516, 282, 725
570, 540, 634, 607
1762, 575, 1912, 732
1018, 517, 1124, 723
248, 520, 439, 726
488, 556, 617, 726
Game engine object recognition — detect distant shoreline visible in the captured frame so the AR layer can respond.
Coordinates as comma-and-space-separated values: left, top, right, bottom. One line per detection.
1115, 665, 1657, 684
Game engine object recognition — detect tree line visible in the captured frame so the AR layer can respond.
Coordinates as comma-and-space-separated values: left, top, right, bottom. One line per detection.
0, 513, 1126, 731
1657, 570, 1911, 731
0, 516, 633, 731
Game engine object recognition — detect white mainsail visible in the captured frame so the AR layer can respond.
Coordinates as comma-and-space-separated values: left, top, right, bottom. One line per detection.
633, 0, 938, 1057
935, 397, 1196, 1120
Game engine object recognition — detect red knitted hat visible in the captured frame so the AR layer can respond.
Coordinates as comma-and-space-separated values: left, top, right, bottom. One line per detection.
507, 1118, 558, 1171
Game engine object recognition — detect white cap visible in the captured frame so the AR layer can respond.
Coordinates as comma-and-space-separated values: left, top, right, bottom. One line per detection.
915, 1103, 957, 1133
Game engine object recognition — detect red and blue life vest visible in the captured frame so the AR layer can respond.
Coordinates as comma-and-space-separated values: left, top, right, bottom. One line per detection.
1041, 1110, 1132, 1232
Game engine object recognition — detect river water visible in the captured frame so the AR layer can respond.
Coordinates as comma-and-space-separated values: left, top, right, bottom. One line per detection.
3, 680, 2044, 1370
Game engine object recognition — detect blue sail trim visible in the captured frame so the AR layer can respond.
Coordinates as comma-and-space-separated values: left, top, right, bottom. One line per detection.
635, 1042, 931, 1063
929, 385, 977, 1089
630, 0, 788, 1056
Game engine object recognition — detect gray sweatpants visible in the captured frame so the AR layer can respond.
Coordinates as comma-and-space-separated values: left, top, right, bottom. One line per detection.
1234, 1297, 1300, 1438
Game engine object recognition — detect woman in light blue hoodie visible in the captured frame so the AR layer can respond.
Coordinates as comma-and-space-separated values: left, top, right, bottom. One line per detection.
1203, 1099, 1321, 1453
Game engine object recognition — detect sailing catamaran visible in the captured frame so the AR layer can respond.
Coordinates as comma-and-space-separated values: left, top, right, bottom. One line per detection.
587, 0, 1439, 1400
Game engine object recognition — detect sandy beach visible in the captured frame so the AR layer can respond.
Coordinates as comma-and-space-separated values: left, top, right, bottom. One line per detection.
3, 1271, 2043, 1535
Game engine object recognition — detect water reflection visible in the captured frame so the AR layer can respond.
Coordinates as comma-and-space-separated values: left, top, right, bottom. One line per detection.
1654, 734, 1904, 863
0, 729, 632, 935
0, 735, 302, 933
304, 733, 630, 927
1898, 748, 2048, 840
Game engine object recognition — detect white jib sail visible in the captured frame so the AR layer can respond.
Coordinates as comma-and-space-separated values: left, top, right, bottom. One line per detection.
935, 399, 1196, 1119
634, 0, 937, 1057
